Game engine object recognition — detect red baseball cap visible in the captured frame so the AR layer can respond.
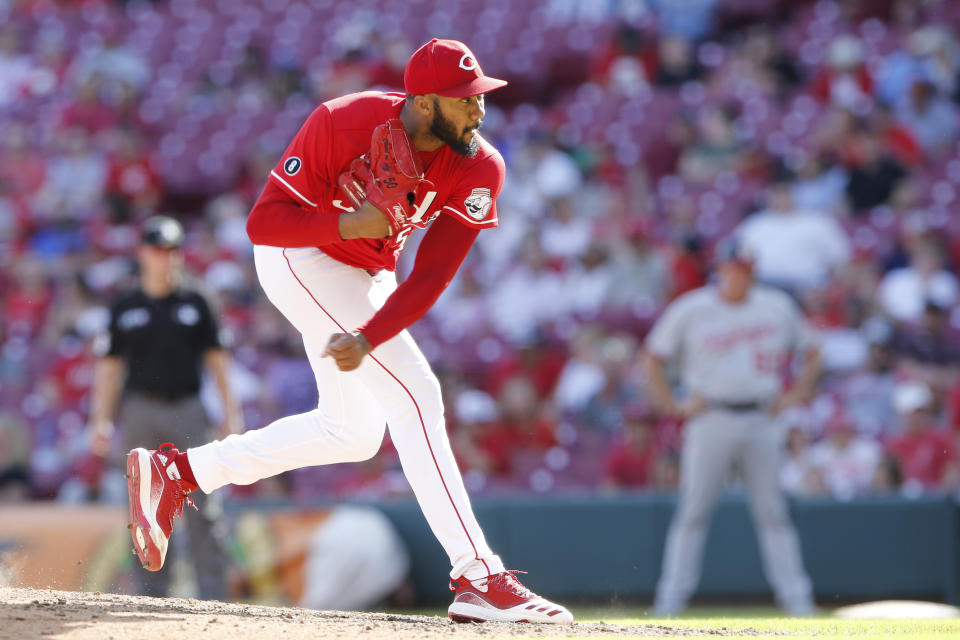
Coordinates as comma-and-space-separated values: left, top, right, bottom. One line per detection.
404, 38, 508, 98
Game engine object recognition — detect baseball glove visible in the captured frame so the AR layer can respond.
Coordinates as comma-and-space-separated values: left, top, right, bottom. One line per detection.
336, 119, 431, 235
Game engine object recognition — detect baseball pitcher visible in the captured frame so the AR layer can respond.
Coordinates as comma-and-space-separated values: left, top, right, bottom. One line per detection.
123, 39, 571, 623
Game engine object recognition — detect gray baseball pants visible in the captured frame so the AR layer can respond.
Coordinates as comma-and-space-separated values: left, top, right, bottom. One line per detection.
654, 408, 813, 614
120, 392, 229, 600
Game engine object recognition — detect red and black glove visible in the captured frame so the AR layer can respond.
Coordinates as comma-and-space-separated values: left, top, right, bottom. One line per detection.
337, 119, 433, 235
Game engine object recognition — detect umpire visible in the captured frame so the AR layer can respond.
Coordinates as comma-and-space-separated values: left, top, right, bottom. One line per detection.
87, 215, 241, 599
644, 238, 819, 616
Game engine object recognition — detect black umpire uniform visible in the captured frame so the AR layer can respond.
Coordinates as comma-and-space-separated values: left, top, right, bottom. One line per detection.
92, 216, 232, 599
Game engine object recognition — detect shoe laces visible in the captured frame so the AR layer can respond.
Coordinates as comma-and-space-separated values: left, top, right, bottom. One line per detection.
164, 482, 196, 526
155, 443, 197, 521
173, 483, 197, 514
491, 570, 535, 599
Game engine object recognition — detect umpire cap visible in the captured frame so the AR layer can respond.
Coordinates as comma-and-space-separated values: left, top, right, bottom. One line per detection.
142, 215, 184, 249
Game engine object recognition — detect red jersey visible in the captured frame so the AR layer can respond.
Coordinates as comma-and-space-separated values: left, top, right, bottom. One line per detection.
886, 429, 958, 490
604, 443, 656, 489
266, 91, 503, 272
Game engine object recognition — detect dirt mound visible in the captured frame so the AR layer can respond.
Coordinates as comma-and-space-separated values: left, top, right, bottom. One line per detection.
0, 587, 765, 639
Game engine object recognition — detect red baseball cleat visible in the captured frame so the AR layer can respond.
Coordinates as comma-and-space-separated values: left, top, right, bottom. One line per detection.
125, 443, 196, 571
448, 571, 573, 623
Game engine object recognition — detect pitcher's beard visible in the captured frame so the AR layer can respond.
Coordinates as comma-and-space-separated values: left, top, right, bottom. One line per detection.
430, 104, 480, 157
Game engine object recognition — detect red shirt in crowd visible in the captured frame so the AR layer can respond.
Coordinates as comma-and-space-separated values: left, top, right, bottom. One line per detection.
107, 155, 161, 203
811, 66, 874, 102
604, 441, 657, 489
669, 248, 706, 299
883, 124, 921, 166
886, 429, 959, 489
49, 349, 94, 406
246, 91, 504, 347
472, 418, 558, 477
5, 284, 53, 330
486, 348, 567, 399
60, 95, 118, 133
0, 150, 46, 197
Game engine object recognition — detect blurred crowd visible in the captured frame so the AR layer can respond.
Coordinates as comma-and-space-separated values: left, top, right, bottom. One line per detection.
3, 0, 960, 504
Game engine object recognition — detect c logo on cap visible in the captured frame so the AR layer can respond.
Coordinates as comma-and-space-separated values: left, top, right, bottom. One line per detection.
459, 53, 477, 71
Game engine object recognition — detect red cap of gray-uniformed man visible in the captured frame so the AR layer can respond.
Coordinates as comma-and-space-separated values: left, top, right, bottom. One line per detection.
715, 236, 755, 269
404, 38, 508, 97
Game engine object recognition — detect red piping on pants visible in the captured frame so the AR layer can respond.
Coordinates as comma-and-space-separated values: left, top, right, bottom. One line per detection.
281, 249, 490, 577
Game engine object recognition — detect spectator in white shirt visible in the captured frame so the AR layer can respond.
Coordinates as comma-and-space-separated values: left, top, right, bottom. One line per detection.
895, 79, 959, 157
553, 326, 607, 413
808, 413, 883, 500
781, 426, 824, 496
606, 222, 671, 311
789, 153, 848, 214
526, 133, 583, 201
488, 236, 565, 344
68, 33, 151, 93
564, 243, 616, 316
0, 26, 56, 107
540, 197, 593, 260
736, 180, 851, 292
835, 317, 899, 437
878, 234, 958, 323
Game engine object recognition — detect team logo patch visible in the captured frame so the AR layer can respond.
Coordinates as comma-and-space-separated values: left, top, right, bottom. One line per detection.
176, 304, 200, 326
283, 156, 302, 176
118, 308, 150, 331
464, 188, 492, 221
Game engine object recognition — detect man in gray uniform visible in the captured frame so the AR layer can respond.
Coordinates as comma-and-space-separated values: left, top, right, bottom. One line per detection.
86, 216, 242, 599
645, 238, 819, 616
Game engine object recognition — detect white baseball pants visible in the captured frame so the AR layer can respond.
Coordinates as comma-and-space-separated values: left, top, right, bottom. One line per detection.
188, 245, 504, 581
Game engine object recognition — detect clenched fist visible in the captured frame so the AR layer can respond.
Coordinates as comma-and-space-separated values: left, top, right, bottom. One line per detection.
323, 332, 372, 371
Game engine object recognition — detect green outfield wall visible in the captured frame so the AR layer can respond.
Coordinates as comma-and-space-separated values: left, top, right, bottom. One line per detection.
364, 494, 960, 605
5, 496, 953, 604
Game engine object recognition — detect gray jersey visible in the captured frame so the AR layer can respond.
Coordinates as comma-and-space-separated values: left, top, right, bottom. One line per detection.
646, 285, 816, 402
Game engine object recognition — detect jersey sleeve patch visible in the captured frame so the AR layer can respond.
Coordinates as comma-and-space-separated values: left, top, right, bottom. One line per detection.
464, 188, 493, 220
282, 156, 302, 176
267, 105, 332, 211
442, 186, 498, 228
439, 146, 504, 230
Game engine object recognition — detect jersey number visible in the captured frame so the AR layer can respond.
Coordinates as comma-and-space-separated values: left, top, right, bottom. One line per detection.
754, 350, 786, 374
389, 191, 438, 251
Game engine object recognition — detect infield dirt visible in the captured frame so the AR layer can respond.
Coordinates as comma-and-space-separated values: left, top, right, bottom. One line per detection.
0, 587, 768, 639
